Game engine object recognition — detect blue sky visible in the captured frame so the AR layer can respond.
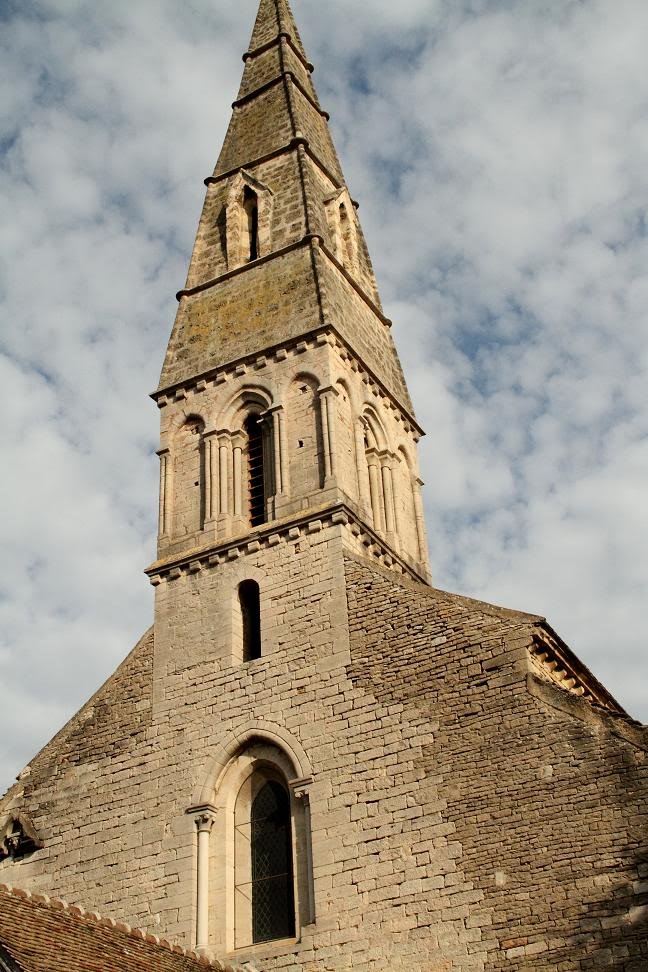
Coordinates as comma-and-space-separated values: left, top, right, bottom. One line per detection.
1, 0, 647, 793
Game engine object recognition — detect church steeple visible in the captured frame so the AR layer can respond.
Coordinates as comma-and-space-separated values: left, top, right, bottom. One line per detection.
151, 0, 430, 585
247, 0, 309, 61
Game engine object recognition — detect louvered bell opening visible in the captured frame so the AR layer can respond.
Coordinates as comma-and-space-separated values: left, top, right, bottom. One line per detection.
245, 414, 266, 526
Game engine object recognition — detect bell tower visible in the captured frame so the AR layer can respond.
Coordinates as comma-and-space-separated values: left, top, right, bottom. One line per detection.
3, 4, 646, 967
150, 0, 430, 585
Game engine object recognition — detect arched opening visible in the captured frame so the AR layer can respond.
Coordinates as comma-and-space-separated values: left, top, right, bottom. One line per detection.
239, 580, 261, 662
243, 186, 259, 262
195, 736, 312, 952
250, 780, 295, 943
244, 413, 267, 526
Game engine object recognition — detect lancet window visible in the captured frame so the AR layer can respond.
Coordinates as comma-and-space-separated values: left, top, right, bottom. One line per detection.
339, 202, 353, 267
191, 736, 312, 953
243, 186, 259, 262
225, 172, 273, 270
239, 580, 261, 662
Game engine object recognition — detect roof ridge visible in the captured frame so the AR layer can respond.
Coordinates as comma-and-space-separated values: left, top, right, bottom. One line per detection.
0, 884, 245, 971
343, 550, 542, 622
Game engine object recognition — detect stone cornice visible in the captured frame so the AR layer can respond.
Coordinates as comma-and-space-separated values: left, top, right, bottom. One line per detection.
205, 135, 347, 196
145, 503, 430, 587
530, 625, 625, 714
243, 32, 314, 74
151, 326, 424, 439
176, 233, 389, 327
175, 234, 314, 301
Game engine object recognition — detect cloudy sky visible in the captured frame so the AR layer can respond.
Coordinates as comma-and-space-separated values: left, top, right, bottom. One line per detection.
1, 0, 647, 794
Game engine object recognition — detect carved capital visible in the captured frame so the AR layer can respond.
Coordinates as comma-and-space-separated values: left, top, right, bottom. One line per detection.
187, 804, 218, 833
196, 814, 216, 834
290, 776, 314, 801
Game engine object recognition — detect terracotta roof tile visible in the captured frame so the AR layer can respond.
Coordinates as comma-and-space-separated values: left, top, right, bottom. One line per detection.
0, 885, 243, 972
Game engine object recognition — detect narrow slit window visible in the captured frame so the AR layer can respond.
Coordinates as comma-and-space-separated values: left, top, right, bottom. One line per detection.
239, 580, 261, 662
245, 413, 266, 526
243, 186, 259, 262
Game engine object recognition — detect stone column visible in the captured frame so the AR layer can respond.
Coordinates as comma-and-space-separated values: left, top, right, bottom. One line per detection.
157, 448, 171, 538
355, 425, 372, 513
413, 476, 428, 564
271, 407, 283, 495
232, 432, 244, 518
380, 455, 396, 537
217, 433, 231, 516
278, 404, 289, 497
319, 386, 339, 487
203, 432, 219, 524
194, 808, 217, 952
261, 405, 288, 501
366, 449, 384, 531
291, 778, 315, 926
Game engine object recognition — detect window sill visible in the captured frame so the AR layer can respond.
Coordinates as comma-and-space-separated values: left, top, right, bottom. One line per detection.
230, 934, 304, 960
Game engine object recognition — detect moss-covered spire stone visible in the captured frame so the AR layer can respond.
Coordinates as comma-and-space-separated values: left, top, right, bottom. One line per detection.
159, 0, 414, 419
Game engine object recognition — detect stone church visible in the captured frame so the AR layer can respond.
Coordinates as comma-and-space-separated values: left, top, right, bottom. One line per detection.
1, 1, 647, 969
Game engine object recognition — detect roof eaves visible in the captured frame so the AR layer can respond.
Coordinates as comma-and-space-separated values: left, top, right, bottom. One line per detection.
0, 943, 24, 972
0, 885, 249, 972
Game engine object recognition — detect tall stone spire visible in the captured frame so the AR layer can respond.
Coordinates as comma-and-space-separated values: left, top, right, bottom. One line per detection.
248, 0, 309, 60
159, 0, 413, 404
153, 0, 430, 585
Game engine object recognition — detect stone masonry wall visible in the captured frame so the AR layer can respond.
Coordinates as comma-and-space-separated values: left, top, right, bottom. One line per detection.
343, 555, 648, 972
2, 543, 645, 971
161, 244, 322, 390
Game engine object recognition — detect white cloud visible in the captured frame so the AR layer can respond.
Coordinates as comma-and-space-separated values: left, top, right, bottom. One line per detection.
1, 0, 646, 793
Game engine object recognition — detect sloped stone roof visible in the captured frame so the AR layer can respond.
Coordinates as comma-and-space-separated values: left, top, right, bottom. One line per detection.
0, 885, 239, 972
343, 552, 628, 716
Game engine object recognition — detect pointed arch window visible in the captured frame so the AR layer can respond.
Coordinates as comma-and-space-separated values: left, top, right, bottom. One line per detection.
239, 580, 261, 662
225, 172, 273, 270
